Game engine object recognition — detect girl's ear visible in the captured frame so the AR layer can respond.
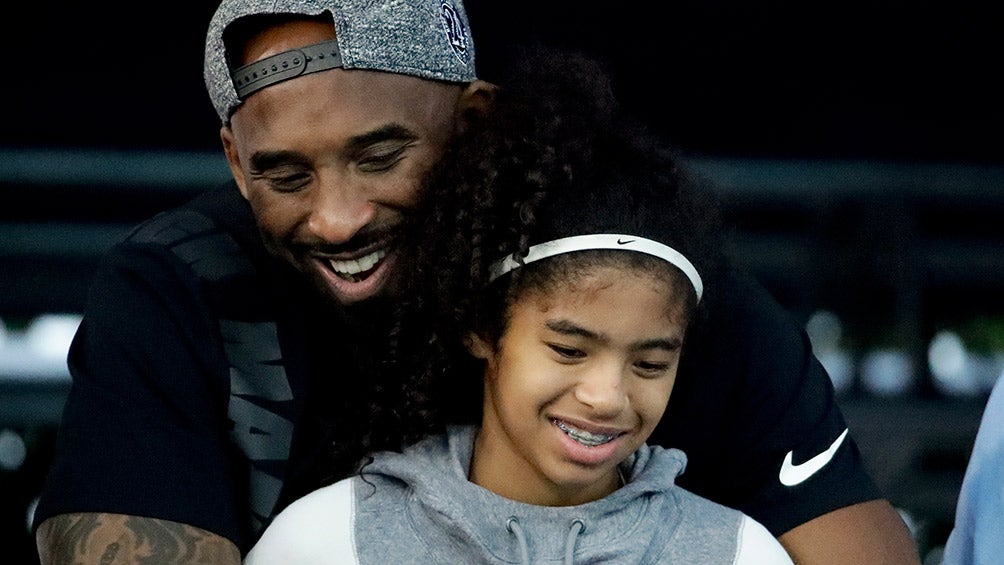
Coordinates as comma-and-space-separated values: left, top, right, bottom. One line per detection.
463, 331, 492, 360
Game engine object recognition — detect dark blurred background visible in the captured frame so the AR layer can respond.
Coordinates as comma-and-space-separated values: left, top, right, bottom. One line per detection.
2, 1, 1002, 563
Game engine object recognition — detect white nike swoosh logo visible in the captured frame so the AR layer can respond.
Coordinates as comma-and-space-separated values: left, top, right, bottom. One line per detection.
779, 428, 849, 487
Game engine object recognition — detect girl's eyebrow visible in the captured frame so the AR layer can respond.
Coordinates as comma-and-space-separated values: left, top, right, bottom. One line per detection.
545, 319, 596, 339
544, 319, 681, 351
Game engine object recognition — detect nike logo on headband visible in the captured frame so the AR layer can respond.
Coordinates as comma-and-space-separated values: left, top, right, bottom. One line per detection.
779, 428, 849, 487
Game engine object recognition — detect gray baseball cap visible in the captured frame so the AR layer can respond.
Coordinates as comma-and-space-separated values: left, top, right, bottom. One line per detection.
204, 0, 478, 123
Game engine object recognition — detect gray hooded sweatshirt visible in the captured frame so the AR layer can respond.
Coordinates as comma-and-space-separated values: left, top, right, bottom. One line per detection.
246, 425, 793, 564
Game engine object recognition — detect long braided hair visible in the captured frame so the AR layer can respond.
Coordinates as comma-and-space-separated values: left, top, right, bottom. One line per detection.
316, 43, 726, 485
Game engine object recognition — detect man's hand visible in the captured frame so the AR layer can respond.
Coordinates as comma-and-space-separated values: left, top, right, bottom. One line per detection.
36, 513, 240, 564
778, 500, 922, 564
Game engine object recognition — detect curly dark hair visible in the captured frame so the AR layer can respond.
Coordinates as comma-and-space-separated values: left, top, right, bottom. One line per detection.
313, 43, 727, 487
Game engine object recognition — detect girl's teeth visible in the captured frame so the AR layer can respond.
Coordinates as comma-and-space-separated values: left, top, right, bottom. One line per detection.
329, 249, 387, 280
554, 420, 616, 447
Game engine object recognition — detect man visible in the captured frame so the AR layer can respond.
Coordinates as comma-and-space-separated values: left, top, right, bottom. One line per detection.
34, 1, 920, 563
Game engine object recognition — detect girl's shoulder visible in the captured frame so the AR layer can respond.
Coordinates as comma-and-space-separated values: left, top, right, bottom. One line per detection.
244, 479, 358, 564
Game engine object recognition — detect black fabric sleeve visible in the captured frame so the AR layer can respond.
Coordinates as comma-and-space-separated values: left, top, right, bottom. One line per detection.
653, 265, 882, 536
31, 242, 244, 546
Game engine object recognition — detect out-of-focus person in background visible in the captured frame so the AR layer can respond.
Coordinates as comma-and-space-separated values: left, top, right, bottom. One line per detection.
941, 372, 1004, 565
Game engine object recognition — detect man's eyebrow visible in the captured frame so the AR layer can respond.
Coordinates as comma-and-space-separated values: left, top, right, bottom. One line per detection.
345, 123, 419, 152
248, 150, 309, 172
544, 319, 681, 351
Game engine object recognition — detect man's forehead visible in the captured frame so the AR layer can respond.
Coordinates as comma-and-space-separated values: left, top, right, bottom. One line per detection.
236, 18, 336, 67
227, 18, 347, 101
230, 68, 458, 152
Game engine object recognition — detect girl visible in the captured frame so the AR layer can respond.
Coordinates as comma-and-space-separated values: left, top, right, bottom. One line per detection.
246, 48, 793, 564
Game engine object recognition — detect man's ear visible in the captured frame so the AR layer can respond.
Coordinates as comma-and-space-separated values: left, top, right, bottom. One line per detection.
455, 79, 497, 134
463, 331, 492, 360
220, 125, 250, 200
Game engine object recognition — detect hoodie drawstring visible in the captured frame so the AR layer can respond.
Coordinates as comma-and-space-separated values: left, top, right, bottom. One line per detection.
564, 519, 585, 564
506, 516, 587, 565
506, 517, 530, 565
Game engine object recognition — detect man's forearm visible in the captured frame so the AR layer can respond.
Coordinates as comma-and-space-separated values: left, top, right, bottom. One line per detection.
36, 513, 240, 565
778, 499, 921, 564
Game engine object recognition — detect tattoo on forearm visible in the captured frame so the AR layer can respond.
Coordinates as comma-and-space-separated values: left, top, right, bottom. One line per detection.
37, 513, 240, 564
124, 515, 199, 563
100, 542, 120, 565
38, 513, 101, 561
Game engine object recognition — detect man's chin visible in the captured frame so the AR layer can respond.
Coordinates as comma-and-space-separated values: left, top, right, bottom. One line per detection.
341, 293, 396, 324
308, 276, 382, 310
309, 271, 404, 314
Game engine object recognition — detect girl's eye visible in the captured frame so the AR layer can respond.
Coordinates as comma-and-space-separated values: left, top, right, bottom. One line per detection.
548, 343, 584, 359
635, 361, 671, 378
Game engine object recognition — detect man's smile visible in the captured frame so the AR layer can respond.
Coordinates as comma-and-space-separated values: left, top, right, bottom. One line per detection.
327, 248, 389, 282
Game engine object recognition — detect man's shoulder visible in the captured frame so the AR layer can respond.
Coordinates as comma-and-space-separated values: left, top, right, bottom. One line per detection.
107, 183, 270, 284
700, 264, 802, 337
124, 183, 254, 247
681, 262, 813, 383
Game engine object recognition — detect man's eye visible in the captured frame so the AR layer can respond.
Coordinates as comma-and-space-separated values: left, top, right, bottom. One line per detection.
265, 172, 310, 192
251, 167, 311, 193
358, 145, 408, 172
548, 343, 584, 359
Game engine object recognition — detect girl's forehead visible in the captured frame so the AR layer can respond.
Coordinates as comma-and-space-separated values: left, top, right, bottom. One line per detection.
558, 260, 668, 285
523, 264, 679, 306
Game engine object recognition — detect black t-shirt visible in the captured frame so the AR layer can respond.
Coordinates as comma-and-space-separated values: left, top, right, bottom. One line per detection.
33, 183, 879, 554
655, 266, 877, 534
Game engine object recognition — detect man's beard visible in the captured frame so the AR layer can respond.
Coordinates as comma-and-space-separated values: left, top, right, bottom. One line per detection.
303, 273, 399, 343
340, 294, 397, 339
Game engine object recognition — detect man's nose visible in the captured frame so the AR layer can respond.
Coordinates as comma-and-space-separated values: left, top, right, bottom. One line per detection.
573, 362, 629, 416
307, 177, 376, 244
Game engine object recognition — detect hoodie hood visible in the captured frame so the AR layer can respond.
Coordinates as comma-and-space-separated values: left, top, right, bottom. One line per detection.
360, 425, 691, 563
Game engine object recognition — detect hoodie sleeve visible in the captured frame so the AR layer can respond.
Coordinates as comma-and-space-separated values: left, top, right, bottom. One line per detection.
244, 479, 360, 564
733, 516, 794, 565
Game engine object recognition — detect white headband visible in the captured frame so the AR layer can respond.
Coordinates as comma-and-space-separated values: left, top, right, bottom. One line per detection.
488, 233, 703, 301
